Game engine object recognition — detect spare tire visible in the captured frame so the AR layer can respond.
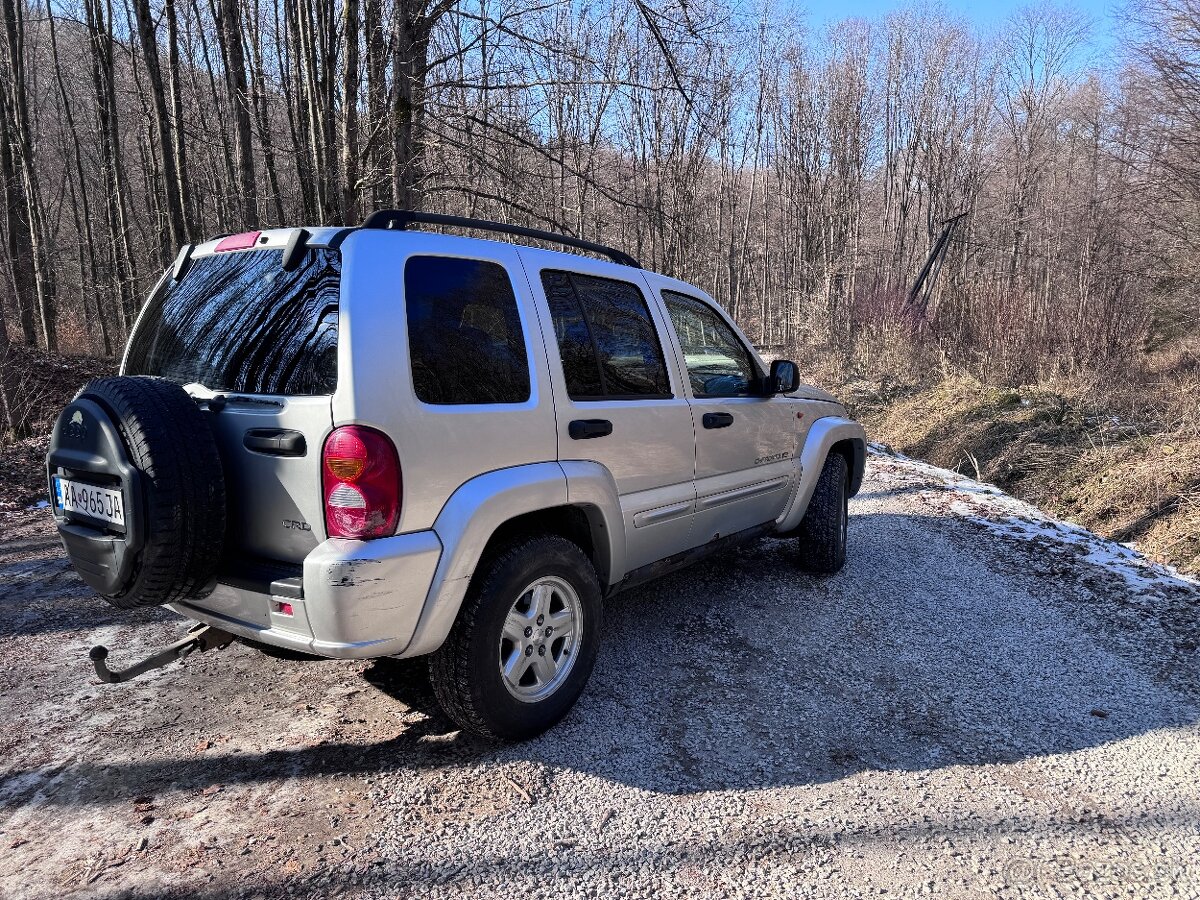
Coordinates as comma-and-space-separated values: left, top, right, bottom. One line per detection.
46, 376, 225, 609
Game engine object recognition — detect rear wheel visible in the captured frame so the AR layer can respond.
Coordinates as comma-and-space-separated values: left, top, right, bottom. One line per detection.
795, 452, 849, 575
429, 534, 602, 740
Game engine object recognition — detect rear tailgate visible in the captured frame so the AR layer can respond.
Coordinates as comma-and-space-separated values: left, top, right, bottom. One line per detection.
123, 233, 341, 565
199, 392, 332, 562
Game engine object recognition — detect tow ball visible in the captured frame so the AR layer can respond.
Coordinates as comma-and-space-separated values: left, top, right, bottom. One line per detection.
89, 624, 235, 684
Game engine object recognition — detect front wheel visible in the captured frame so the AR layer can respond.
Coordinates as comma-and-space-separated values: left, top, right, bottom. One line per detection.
429, 534, 602, 740
795, 452, 849, 575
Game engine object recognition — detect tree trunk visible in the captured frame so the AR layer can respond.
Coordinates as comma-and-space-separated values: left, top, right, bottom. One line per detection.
195, 0, 237, 228
164, 0, 194, 239
341, 0, 361, 223
364, 0, 387, 209
131, 0, 188, 254
217, 0, 258, 226
279, 0, 317, 221
247, 0, 286, 225
391, 1, 431, 210
46, 0, 111, 355
295, 0, 338, 220
0, 76, 37, 346
1, 0, 57, 350
85, 0, 141, 327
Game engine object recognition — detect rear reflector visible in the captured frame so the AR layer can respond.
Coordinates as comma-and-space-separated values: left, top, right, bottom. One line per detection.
272, 601, 294, 616
322, 425, 401, 539
215, 231, 262, 252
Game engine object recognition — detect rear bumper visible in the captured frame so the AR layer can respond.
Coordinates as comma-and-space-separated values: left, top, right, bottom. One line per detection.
169, 530, 443, 659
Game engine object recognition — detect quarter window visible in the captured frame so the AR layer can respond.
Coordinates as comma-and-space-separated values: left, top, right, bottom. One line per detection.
663, 291, 759, 397
406, 256, 531, 405
542, 270, 671, 400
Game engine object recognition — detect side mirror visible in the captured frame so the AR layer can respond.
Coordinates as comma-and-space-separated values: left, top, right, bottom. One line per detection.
768, 359, 800, 395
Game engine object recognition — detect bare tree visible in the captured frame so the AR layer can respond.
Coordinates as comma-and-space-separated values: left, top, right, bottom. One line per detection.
130, 0, 189, 254
216, 0, 259, 226
1, 0, 56, 349
0, 0, 1183, 392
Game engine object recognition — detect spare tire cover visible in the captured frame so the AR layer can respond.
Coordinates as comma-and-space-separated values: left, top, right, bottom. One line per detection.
46, 376, 225, 609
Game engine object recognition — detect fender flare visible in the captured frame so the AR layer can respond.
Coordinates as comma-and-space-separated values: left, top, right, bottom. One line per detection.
559, 459, 627, 591
775, 416, 867, 534
400, 460, 624, 657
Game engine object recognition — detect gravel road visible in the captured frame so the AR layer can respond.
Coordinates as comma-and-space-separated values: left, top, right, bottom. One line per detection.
1, 451, 1197, 899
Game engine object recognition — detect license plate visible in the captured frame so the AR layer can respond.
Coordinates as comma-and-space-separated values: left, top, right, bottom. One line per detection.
53, 477, 126, 528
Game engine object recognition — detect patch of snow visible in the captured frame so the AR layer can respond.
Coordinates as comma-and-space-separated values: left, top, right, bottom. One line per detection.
0, 767, 53, 803
867, 446, 1199, 594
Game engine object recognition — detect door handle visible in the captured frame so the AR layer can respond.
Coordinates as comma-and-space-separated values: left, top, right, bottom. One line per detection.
568, 419, 613, 440
702, 412, 735, 429
243, 428, 307, 457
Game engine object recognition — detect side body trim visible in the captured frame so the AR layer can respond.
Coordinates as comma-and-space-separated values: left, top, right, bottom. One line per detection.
697, 476, 788, 510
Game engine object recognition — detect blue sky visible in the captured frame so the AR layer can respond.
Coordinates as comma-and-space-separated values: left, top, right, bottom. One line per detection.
797, 0, 1122, 55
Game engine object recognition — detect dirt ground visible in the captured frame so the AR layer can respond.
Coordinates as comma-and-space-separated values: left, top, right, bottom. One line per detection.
1, 453, 1197, 899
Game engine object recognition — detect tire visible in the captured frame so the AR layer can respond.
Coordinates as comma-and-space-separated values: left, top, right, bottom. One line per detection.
47, 376, 225, 609
429, 534, 602, 741
795, 452, 849, 575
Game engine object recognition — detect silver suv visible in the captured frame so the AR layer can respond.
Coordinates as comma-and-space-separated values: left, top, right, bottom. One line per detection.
47, 210, 865, 739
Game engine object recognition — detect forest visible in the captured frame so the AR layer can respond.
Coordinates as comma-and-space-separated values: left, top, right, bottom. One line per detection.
1, 0, 1198, 569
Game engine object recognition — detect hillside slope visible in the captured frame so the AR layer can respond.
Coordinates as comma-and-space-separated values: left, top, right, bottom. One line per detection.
854, 375, 1200, 577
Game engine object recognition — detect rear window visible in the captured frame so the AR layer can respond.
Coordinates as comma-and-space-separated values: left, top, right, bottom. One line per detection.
124, 248, 340, 396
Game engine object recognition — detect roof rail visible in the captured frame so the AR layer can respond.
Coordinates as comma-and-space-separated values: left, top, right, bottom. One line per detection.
359, 209, 641, 268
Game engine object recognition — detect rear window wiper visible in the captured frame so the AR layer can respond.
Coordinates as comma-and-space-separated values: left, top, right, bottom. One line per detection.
211, 394, 285, 409
188, 388, 285, 412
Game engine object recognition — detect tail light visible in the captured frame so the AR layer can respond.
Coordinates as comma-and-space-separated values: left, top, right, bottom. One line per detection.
321, 426, 401, 539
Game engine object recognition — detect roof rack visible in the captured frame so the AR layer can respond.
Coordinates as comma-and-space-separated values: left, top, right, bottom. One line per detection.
359, 209, 641, 268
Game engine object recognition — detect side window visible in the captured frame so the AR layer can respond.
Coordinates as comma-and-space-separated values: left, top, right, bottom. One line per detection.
405, 256, 531, 405
541, 270, 671, 400
662, 291, 758, 398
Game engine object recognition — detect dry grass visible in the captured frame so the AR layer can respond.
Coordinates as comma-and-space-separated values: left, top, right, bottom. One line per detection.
849, 361, 1200, 576
799, 308, 1200, 575
0, 345, 116, 512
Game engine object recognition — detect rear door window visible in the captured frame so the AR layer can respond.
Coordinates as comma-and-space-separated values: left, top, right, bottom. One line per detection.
541, 270, 671, 400
405, 256, 531, 405
124, 247, 340, 396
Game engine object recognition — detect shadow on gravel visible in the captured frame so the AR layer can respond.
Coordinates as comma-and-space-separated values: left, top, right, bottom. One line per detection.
851, 483, 978, 501
3, 508, 1198, 808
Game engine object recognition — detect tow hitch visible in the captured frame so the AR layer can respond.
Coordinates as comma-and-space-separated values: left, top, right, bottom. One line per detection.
89, 624, 235, 684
